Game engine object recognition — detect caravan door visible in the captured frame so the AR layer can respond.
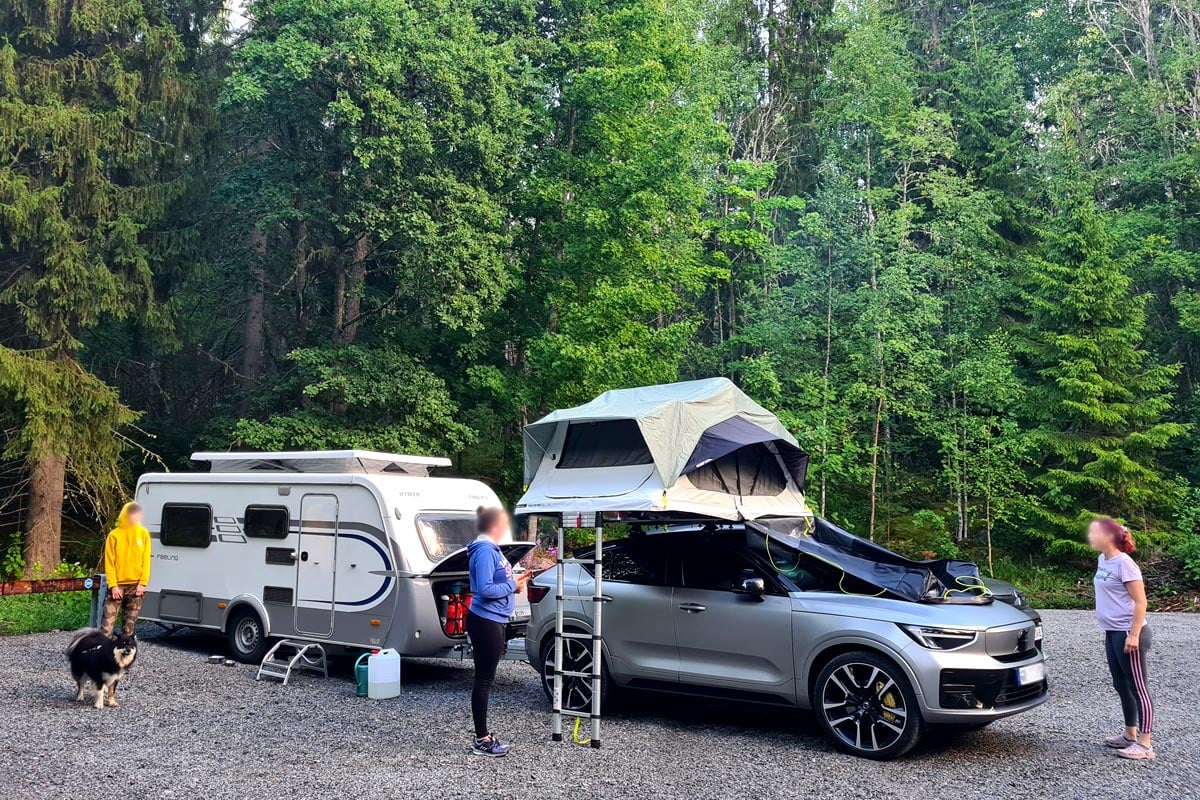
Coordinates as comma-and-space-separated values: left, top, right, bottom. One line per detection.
295, 493, 338, 637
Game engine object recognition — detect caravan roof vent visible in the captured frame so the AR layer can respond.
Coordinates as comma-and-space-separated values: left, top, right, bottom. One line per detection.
191, 450, 452, 476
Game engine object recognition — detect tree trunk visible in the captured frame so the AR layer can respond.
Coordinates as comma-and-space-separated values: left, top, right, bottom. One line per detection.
820, 242, 833, 516
240, 228, 267, 415
23, 451, 66, 577
335, 234, 367, 345
869, 393, 883, 543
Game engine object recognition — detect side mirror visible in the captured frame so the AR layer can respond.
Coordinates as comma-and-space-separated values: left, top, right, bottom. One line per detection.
733, 574, 766, 600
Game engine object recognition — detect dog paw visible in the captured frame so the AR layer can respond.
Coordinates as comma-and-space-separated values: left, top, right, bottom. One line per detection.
106, 698, 120, 707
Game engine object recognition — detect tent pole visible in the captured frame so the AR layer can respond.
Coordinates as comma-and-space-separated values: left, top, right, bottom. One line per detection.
551, 518, 565, 742
590, 513, 603, 748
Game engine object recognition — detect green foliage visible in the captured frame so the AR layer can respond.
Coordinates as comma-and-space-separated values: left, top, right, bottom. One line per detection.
1173, 536, 1200, 584
905, 510, 961, 560
988, 558, 1093, 610
1016, 180, 1188, 556
0, 0, 223, 565
232, 346, 474, 454
0, 592, 91, 635
1, 534, 23, 581
4, 0, 1200, 600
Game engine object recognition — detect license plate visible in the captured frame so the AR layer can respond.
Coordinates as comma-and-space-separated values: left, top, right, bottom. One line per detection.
1016, 662, 1046, 686
1034, 624, 1044, 642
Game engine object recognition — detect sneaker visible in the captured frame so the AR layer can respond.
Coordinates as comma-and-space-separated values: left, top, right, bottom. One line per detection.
471, 736, 509, 758
1116, 742, 1156, 761
1105, 733, 1137, 749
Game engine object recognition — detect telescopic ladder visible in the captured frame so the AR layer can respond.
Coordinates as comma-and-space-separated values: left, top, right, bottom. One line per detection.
551, 512, 605, 748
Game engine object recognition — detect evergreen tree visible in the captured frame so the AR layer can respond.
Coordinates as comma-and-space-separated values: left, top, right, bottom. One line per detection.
0, 0, 222, 571
1017, 179, 1187, 555
211, 0, 528, 451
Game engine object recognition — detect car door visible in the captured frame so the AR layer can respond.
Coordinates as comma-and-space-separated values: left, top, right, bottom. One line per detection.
590, 539, 678, 684
673, 542, 796, 703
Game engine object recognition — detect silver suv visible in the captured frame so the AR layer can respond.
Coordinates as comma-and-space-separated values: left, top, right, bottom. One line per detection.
525, 527, 1047, 760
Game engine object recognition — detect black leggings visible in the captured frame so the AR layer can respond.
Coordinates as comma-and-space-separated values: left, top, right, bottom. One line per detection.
1104, 628, 1154, 734
466, 611, 506, 739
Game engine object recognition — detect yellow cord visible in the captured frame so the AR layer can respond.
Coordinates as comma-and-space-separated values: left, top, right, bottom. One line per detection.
572, 716, 591, 746
764, 532, 888, 597
941, 573, 993, 599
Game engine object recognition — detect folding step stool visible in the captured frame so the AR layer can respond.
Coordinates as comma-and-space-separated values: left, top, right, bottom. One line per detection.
255, 640, 329, 685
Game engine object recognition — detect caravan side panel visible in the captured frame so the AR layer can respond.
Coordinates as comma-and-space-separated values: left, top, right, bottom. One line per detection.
136, 479, 397, 648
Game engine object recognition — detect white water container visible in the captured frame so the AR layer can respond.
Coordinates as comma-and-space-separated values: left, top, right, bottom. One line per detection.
367, 648, 402, 699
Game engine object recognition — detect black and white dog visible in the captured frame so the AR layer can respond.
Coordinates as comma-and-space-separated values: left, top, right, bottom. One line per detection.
66, 629, 138, 709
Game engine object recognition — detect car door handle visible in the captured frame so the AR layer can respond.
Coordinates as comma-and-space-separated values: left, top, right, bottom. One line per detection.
678, 603, 707, 613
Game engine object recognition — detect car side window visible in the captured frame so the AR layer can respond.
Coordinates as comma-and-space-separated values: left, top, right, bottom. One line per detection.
681, 546, 776, 593
602, 543, 668, 586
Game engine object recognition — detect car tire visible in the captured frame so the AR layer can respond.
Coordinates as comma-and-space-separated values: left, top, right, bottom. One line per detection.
538, 633, 610, 713
226, 607, 270, 664
814, 650, 924, 760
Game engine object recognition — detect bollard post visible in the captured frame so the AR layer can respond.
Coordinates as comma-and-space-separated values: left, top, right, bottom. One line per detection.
87, 574, 107, 629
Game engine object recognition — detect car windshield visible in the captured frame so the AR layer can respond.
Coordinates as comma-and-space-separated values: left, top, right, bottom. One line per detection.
415, 514, 477, 560
744, 531, 880, 594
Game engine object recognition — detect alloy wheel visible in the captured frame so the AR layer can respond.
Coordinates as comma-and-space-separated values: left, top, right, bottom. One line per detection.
820, 661, 908, 753
543, 637, 594, 711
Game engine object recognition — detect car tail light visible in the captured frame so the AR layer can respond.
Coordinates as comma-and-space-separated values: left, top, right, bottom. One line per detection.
528, 583, 550, 604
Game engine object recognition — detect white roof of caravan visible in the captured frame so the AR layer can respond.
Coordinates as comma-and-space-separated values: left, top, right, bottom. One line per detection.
191, 450, 451, 476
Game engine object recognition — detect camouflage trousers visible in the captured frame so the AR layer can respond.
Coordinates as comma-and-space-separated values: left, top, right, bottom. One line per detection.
101, 584, 144, 636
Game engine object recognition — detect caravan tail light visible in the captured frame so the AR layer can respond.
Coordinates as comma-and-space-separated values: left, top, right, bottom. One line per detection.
528, 583, 550, 604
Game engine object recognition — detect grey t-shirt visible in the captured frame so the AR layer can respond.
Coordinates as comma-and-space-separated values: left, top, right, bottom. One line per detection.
1094, 552, 1143, 631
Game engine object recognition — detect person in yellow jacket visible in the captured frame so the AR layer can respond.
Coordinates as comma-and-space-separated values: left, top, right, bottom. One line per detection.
101, 502, 151, 636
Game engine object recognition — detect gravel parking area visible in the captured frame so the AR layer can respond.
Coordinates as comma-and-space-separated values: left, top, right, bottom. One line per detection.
1, 610, 1196, 799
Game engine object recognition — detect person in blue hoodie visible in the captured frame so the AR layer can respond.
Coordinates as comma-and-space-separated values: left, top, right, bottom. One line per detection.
466, 505, 529, 756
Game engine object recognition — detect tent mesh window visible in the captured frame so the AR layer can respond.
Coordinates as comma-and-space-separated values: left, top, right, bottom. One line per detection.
688, 443, 786, 496
557, 419, 653, 469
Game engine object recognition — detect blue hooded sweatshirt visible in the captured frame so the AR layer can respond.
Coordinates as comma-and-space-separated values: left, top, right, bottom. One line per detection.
468, 536, 516, 624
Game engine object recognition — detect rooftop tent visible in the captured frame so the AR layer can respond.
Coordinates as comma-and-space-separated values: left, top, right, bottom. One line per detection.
192, 450, 452, 476
517, 378, 811, 520
747, 516, 992, 603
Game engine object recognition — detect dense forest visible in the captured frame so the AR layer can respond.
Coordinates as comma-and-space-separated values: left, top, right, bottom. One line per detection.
2, 0, 1200, 595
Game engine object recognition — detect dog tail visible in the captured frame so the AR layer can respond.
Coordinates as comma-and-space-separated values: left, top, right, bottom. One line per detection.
66, 627, 101, 657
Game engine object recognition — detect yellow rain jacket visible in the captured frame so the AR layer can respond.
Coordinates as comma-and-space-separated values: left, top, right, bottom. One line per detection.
104, 503, 152, 587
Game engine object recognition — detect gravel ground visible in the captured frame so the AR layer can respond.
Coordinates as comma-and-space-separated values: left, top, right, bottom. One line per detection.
0, 610, 1196, 799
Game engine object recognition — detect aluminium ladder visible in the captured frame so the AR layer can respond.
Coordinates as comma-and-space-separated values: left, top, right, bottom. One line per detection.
551, 512, 605, 748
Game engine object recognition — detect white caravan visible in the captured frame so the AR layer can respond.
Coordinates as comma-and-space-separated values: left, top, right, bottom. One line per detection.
136, 451, 532, 662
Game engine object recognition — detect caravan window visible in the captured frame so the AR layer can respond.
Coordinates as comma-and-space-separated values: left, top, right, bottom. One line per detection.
416, 514, 477, 560
161, 504, 212, 548
557, 420, 653, 469
244, 506, 289, 539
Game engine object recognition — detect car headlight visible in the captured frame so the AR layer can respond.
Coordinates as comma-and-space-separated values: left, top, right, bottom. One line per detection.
900, 624, 979, 650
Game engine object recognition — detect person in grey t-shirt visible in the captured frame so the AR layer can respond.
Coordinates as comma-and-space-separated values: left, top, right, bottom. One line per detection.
1088, 517, 1155, 760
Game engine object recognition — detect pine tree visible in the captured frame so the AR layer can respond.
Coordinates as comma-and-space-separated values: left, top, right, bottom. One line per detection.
1018, 180, 1188, 555
0, 0, 222, 572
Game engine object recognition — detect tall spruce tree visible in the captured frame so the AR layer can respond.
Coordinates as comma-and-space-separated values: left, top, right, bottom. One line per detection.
0, 0, 221, 572
1018, 178, 1187, 554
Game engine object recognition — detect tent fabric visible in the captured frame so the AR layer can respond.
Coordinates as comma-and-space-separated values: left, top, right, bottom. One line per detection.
521, 378, 802, 489
688, 443, 787, 496
747, 516, 991, 603
517, 378, 812, 520
557, 419, 654, 469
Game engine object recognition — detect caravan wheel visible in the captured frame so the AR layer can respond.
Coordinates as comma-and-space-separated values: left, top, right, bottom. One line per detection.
227, 608, 270, 664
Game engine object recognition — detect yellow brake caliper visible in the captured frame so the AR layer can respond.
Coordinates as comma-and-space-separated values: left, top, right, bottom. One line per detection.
877, 680, 900, 724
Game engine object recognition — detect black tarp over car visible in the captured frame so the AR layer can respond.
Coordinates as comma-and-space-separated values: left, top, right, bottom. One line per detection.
748, 516, 992, 603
